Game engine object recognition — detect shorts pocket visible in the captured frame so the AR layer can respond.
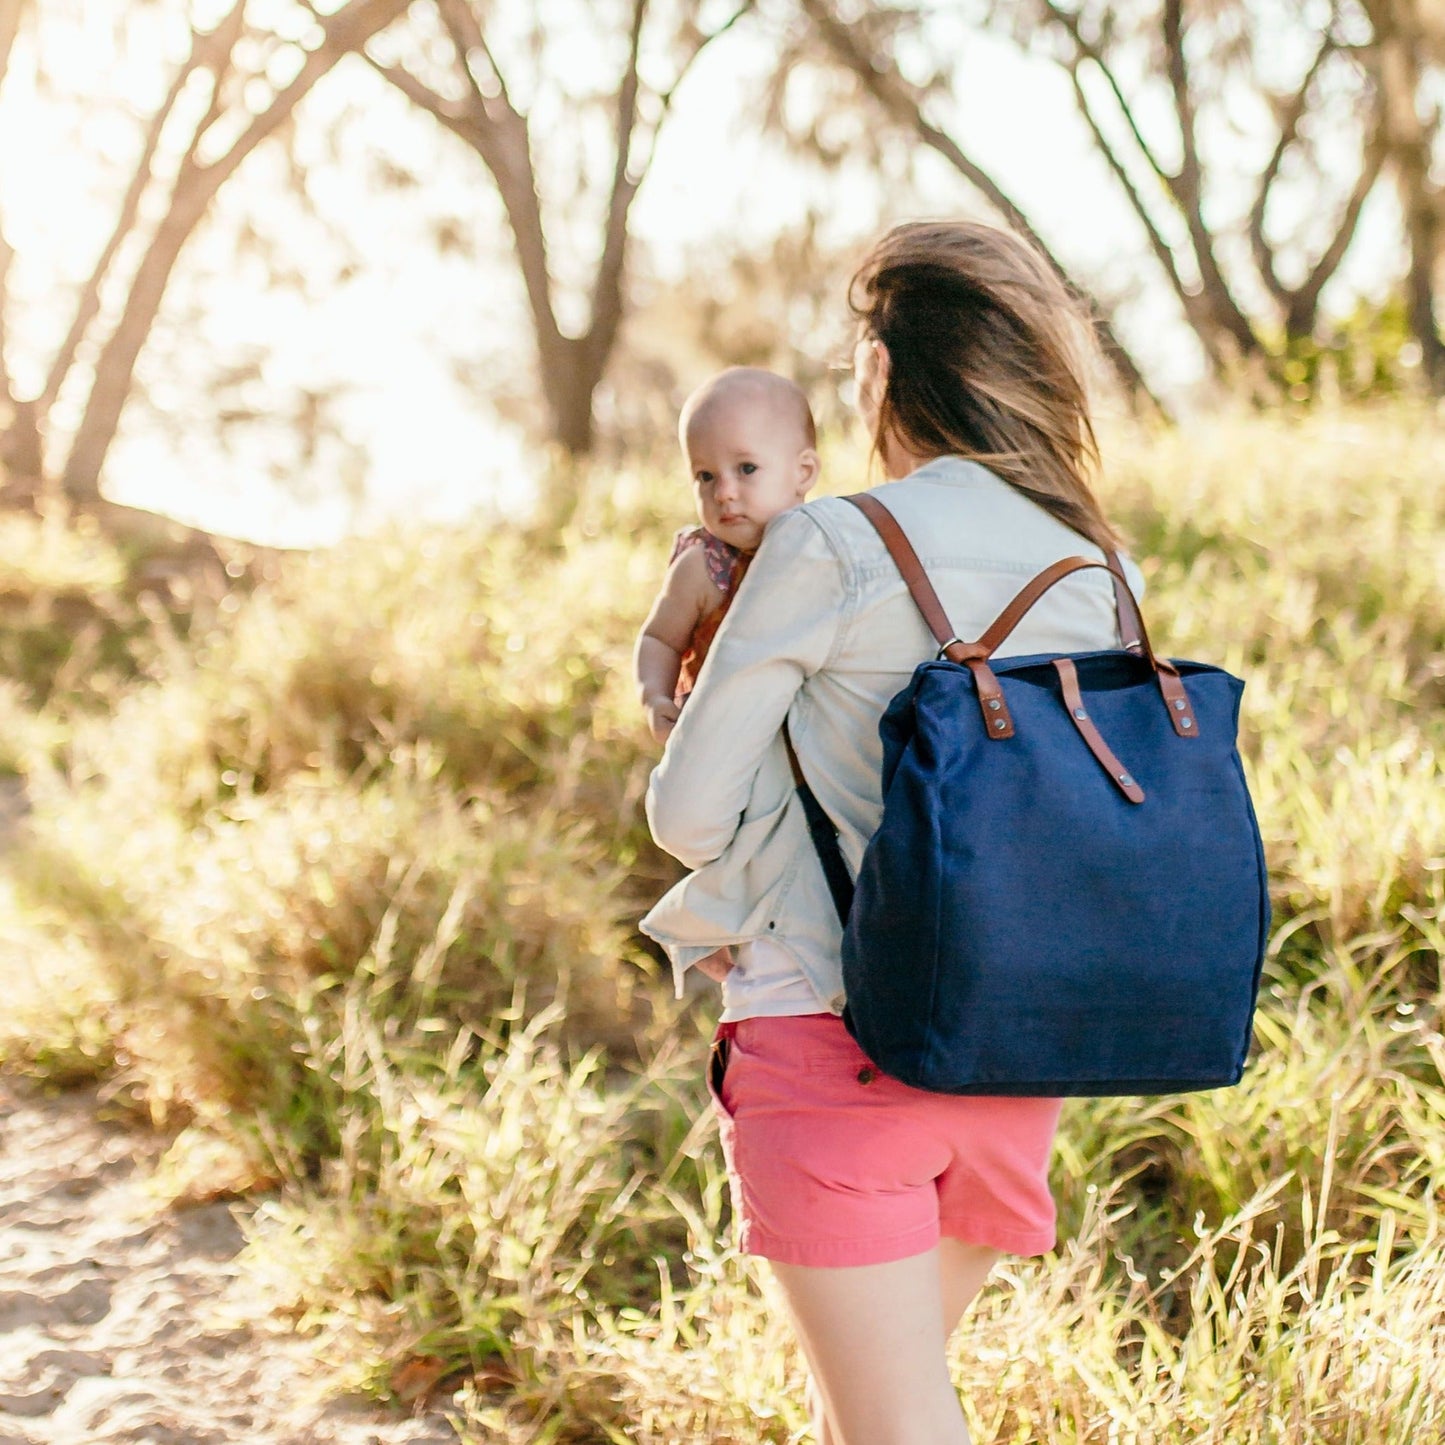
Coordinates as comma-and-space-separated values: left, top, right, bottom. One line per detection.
706, 1033, 737, 1119
797, 1029, 877, 1077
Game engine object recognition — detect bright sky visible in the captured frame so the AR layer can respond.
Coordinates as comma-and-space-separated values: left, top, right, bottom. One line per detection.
0, 3, 1401, 547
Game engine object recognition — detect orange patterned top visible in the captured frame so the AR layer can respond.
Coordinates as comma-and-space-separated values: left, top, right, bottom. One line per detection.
670, 526, 752, 702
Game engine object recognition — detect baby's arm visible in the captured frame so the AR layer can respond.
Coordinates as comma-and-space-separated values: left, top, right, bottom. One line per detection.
634, 545, 721, 743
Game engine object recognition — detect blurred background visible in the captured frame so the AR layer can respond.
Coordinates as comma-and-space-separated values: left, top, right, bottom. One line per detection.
0, 0, 1438, 543
1, 4, 1443, 1444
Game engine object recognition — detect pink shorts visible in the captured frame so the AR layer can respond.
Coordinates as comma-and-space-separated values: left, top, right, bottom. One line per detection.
707, 1014, 1062, 1267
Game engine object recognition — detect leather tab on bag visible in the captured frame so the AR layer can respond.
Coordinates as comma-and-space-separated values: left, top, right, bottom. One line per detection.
1154, 662, 1200, 739
963, 658, 1015, 738
1054, 658, 1145, 803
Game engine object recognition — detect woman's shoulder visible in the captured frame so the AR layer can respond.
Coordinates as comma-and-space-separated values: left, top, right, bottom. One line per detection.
794, 471, 1147, 593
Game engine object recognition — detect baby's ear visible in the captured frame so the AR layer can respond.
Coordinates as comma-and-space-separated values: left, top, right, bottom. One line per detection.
796, 448, 821, 496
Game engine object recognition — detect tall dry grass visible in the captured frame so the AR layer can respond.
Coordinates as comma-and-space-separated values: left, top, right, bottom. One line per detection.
0, 401, 1441, 1442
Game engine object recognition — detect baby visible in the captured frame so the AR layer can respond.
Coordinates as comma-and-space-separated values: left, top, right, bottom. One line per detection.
635, 367, 819, 987
635, 367, 820, 743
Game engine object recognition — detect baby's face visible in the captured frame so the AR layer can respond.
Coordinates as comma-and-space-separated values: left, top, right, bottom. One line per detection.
685, 401, 817, 553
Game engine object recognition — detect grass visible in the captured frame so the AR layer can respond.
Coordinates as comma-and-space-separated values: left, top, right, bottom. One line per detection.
1, 400, 1442, 1441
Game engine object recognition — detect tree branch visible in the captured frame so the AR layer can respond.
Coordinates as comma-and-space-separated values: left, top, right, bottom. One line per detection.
0, 0, 24, 92
0, 0, 30, 414
434, 0, 512, 112
1159, 0, 1259, 358
625, 1, 756, 211
362, 52, 480, 143
1064, 62, 1221, 369
0, 226, 15, 411
1041, 1, 1171, 189
199, 0, 410, 192
367, 10, 563, 361
183, 3, 249, 171
1160, 0, 1203, 207
658, 0, 754, 110
586, 0, 647, 373
38, 12, 242, 418
1247, 31, 1337, 307
1286, 122, 1386, 338
60, 0, 411, 504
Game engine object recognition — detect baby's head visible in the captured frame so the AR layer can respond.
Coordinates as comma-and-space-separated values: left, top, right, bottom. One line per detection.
678, 367, 819, 553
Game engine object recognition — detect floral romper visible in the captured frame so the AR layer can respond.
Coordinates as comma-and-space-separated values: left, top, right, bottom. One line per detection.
670, 526, 752, 702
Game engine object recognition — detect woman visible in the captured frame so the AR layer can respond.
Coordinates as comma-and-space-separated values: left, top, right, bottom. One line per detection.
646, 219, 1143, 1444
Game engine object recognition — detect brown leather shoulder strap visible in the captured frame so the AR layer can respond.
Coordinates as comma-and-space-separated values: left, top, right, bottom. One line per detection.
845, 493, 960, 652
1107, 550, 1143, 652
843, 492, 1197, 740
846, 493, 1139, 655
975, 556, 1125, 657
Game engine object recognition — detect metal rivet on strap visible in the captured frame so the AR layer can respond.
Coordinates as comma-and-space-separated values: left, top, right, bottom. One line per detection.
1181, 717, 1193, 730
1073, 708, 1087, 720
1119, 774, 1134, 786
987, 698, 1002, 710
993, 718, 1007, 731
1173, 698, 1186, 711
857, 1067, 877, 1085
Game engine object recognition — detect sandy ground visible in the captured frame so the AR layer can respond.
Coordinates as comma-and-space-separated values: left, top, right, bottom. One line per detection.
0, 1079, 463, 1445
0, 776, 462, 1445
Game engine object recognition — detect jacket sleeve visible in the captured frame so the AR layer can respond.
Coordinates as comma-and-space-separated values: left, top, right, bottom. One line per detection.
645, 506, 847, 868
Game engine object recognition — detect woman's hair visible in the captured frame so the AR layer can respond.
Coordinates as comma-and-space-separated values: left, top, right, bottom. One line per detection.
849, 220, 1121, 552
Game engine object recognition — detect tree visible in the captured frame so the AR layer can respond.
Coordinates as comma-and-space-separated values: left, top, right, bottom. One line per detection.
790, 1, 1388, 397
0, 0, 412, 523
1004, 0, 1385, 383
360, 0, 755, 488
788, 0, 1162, 407
1360, 0, 1445, 393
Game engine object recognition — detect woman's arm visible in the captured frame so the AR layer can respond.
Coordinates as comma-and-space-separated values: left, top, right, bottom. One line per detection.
646, 507, 847, 869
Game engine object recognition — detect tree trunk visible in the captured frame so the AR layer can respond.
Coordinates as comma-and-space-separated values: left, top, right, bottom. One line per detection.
59, 184, 211, 506
1371, 3, 1445, 392
59, 0, 411, 508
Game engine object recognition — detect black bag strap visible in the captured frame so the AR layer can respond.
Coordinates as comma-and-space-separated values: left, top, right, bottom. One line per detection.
782, 722, 853, 926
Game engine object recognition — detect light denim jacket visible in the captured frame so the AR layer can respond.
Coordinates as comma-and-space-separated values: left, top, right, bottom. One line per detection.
642, 456, 1144, 1013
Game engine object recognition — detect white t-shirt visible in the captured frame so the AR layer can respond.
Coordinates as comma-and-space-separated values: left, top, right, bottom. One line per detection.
718, 937, 830, 1022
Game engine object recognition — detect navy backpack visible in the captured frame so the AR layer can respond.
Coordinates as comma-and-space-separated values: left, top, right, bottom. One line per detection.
787, 493, 1270, 1097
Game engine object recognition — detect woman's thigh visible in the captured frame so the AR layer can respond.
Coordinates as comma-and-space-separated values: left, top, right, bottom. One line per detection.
939, 1236, 1000, 1336
770, 1249, 973, 1445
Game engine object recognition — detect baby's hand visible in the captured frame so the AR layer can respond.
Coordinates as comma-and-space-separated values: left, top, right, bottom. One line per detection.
645, 695, 681, 743
694, 945, 735, 982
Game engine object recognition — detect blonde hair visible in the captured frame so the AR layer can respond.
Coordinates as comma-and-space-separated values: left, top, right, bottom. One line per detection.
849, 220, 1120, 552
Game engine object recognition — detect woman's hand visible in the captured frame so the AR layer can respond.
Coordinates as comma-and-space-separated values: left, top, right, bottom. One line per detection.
694, 945, 735, 982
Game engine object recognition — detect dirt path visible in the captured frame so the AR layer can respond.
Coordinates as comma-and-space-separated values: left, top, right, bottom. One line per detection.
0, 1076, 460, 1445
